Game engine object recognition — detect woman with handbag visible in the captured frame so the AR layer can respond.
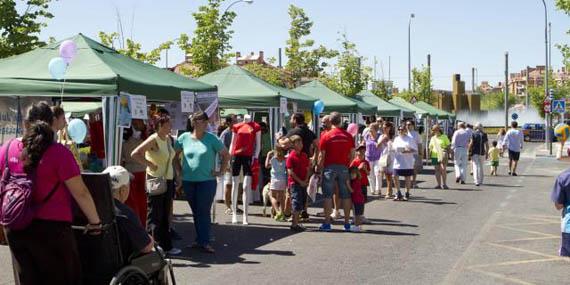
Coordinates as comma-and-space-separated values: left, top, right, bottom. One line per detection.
1, 102, 101, 284
174, 112, 230, 253
365, 122, 383, 196
377, 122, 396, 199
131, 114, 181, 256
428, 124, 451, 189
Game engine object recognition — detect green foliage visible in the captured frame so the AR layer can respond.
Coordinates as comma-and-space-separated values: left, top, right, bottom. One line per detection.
98, 32, 172, 65
411, 66, 433, 104
556, 0, 570, 69
481, 91, 516, 111
178, 0, 236, 77
529, 84, 570, 118
318, 72, 343, 94
242, 63, 287, 88
371, 80, 392, 100
396, 90, 415, 102
285, 5, 338, 85
336, 34, 369, 97
0, 0, 55, 58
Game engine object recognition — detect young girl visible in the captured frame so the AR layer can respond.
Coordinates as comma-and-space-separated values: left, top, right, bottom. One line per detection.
265, 146, 288, 221
488, 140, 500, 176
347, 166, 365, 232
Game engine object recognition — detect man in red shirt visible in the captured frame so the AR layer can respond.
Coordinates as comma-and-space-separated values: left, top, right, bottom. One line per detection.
317, 112, 355, 231
229, 114, 261, 225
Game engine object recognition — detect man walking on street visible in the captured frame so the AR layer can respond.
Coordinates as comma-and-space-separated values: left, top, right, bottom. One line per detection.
451, 122, 470, 184
317, 112, 355, 231
469, 123, 489, 186
503, 121, 524, 176
407, 120, 423, 188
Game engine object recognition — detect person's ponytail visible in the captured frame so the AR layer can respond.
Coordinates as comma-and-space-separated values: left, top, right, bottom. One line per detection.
21, 120, 54, 173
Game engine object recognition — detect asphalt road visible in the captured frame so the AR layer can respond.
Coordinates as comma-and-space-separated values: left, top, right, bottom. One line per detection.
0, 142, 568, 285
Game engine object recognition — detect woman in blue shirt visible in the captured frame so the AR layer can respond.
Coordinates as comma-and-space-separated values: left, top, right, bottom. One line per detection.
174, 111, 230, 253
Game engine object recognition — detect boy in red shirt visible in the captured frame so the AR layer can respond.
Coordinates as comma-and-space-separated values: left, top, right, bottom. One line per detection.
347, 166, 365, 232
286, 135, 310, 232
350, 145, 371, 203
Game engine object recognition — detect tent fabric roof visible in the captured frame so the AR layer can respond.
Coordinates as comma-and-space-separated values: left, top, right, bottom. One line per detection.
293, 80, 360, 114
389, 97, 429, 116
0, 34, 216, 100
345, 95, 377, 115
198, 65, 315, 109
414, 101, 455, 119
356, 90, 415, 117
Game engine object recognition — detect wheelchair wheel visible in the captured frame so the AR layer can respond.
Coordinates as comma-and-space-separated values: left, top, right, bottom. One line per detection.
109, 265, 150, 285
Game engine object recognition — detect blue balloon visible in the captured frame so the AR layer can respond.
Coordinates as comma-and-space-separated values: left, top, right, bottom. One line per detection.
67, 119, 87, 144
48, 57, 67, 80
313, 100, 325, 114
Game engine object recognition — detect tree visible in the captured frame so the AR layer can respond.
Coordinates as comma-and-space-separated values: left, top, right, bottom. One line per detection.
371, 79, 391, 100
178, 0, 236, 77
556, 0, 570, 69
242, 62, 289, 88
98, 32, 172, 65
336, 34, 370, 97
0, 0, 55, 58
411, 66, 434, 104
285, 5, 338, 85
481, 91, 516, 111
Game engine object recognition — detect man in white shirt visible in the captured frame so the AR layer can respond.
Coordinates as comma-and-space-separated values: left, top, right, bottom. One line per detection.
503, 121, 524, 176
407, 120, 423, 188
451, 122, 470, 184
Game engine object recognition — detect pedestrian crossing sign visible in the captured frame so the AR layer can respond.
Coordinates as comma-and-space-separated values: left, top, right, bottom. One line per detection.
552, 99, 566, 114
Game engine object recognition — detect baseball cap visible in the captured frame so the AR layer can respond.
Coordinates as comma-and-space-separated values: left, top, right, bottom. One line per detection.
103, 166, 131, 189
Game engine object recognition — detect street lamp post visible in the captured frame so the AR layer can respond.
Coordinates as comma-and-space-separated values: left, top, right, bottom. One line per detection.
408, 13, 415, 91
540, 0, 551, 155
223, 0, 253, 15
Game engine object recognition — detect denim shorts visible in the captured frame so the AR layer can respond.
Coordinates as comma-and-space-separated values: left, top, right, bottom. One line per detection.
322, 164, 351, 199
290, 183, 307, 213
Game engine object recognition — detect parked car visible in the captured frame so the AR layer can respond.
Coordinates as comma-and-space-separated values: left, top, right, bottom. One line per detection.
522, 123, 556, 142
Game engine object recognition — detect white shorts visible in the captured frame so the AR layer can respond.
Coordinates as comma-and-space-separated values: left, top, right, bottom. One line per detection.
270, 179, 287, 191
223, 172, 233, 185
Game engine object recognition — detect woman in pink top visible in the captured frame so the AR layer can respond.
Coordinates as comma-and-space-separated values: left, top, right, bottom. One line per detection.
1, 102, 101, 285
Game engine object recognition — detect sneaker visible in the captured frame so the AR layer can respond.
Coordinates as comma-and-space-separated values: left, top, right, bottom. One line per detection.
236, 208, 244, 214
286, 216, 293, 222
404, 192, 410, 201
460, 181, 465, 185
475, 183, 480, 186
456, 178, 460, 183
319, 223, 332, 232
167, 248, 182, 256
512, 173, 517, 176
361, 217, 370, 224
350, 225, 361, 232
344, 223, 351, 232
290, 224, 306, 232
385, 194, 393, 200
442, 185, 449, 190
435, 185, 442, 189
301, 211, 310, 222
393, 192, 403, 201
508, 171, 511, 175
224, 208, 233, 215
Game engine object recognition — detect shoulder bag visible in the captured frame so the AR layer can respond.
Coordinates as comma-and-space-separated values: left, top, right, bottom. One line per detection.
146, 136, 172, 196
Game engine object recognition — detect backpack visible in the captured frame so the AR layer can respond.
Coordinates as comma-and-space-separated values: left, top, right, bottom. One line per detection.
0, 140, 58, 230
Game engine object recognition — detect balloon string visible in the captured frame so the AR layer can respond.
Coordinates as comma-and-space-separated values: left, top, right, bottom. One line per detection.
60, 76, 67, 103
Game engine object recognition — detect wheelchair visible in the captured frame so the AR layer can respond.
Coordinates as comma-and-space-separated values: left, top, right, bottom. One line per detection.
73, 173, 176, 285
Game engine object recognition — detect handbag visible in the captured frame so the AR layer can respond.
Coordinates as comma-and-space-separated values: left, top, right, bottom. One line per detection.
145, 136, 172, 196
379, 139, 391, 168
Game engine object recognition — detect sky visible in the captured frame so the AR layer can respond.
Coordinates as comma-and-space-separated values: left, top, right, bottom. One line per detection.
33, 0, 570, 90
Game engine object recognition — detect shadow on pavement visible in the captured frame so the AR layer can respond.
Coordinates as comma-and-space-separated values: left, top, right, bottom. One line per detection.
170, 222, 296, 267
405, 196, 458, 205
482, 183, 523, 188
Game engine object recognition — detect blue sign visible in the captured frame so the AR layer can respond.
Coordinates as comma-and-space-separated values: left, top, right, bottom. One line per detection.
511, 113, 518, 121
552, 99, 566, 114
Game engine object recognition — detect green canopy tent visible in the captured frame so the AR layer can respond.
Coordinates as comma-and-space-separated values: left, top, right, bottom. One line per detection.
389, 97, 429, 117
198, 65, 314, 109
414, 101, 455, 119
345, 96, 377, 115
356, 90, 415, 117
0, 34, 216, 99
0, 34, 217, 165
293, 80, 358, 114
198, 65, 316, 146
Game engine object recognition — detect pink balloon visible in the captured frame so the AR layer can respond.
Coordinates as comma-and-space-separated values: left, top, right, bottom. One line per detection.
59, 40, 77, 64
347, 123, 359, 137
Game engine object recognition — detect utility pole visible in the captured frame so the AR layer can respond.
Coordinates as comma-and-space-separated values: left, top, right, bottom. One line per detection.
472, 67, 475, 93
505, 52, 509, 130
427, 54, 431, 102
278, 47, 282, 68
408, 13, 415, 91
541, 0, 551, 155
